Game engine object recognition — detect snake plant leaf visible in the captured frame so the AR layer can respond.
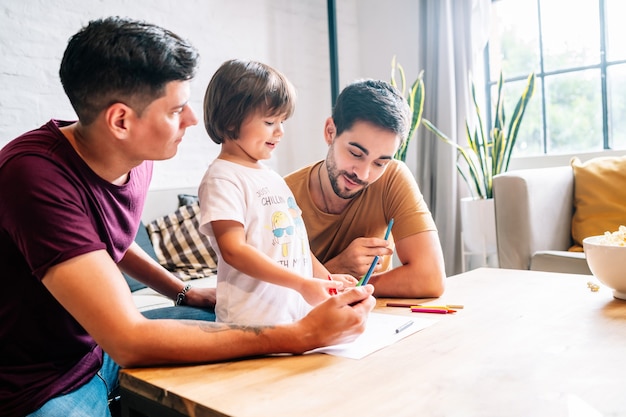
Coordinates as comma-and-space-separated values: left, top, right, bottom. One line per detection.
423, 118, 486, 199
390, 57, 534, 199
391, 57, 424, 161
502, 72, 536, 171
494, 72, 505, 133
398, 73, 424, 161
469, 82, 490, 192
422, 70, 535, 199
390, 55, 408, 98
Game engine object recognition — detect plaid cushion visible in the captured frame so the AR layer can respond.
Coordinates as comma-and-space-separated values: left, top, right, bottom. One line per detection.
146, 201, 217, 280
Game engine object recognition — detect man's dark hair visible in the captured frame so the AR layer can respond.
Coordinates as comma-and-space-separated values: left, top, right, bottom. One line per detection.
203, 59, 296, 144
59, 16, 199, 125
332, 79, 410, 148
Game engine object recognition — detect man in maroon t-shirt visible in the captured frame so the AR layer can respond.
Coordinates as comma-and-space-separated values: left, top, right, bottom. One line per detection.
0, 17, 375, 417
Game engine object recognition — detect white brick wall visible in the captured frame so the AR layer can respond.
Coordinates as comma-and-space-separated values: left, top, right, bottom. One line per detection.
0, 0, 419, 190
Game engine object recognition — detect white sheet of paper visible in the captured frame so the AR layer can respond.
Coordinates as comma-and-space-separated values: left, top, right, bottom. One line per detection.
307, 312, 436, 359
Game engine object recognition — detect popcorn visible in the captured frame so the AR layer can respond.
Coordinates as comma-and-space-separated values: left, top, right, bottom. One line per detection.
598, 225, 626, 246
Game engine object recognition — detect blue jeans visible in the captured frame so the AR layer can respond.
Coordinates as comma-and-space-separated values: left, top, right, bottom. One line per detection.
141, 305, 216, 321
27, 306, 215, 416
27, 352, 119, 417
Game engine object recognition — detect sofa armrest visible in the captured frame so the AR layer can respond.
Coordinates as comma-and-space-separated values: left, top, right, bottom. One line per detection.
493, 166, 575, 270
530, 250, 591, 275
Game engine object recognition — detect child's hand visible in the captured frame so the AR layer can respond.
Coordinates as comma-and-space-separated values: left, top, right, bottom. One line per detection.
330, 274, 358, 290
299, 277, 340, 306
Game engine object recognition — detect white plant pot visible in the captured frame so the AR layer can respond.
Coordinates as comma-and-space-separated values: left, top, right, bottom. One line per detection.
460, 197, 497, 255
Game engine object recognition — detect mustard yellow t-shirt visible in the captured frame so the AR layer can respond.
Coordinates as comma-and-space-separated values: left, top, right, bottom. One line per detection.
284, 160, 437, 271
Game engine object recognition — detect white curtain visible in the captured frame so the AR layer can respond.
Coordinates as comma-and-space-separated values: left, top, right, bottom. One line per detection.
415, 0, 490, 275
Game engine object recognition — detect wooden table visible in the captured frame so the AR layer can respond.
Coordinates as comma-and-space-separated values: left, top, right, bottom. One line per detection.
119, 268, 626, 417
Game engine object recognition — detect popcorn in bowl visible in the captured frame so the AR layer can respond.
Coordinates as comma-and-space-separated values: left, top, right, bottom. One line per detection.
598, 225, 626, 246
583, 226, 626, 300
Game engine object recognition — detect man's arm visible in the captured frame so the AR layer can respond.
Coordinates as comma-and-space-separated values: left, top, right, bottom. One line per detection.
118, 241, 215, 307
43, 249, 375, 367
367, 231, 445, 298
324, 231, 445, 298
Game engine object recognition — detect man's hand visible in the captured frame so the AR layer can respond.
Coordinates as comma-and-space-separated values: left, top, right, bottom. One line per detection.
325, 237, 393, 277
293, 285, 375, 351
329, 273, 358, 290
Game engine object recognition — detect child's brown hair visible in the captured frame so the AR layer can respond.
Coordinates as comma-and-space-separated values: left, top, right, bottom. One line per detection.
203, 59, 296, 144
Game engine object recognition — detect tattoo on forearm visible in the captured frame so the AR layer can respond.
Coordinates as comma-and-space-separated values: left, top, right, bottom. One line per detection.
180, 320, 274, 335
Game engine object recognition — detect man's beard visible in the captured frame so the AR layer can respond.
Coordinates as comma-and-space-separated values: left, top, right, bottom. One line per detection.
326, 156, 368, 200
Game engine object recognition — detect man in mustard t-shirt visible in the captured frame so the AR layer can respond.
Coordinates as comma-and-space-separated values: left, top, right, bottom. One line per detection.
285, 79, 446, 299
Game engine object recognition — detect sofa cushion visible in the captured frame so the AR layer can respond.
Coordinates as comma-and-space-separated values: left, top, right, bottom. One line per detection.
570, 155, 626, 251
146, 201, 218, 280
177, 193, 199, 206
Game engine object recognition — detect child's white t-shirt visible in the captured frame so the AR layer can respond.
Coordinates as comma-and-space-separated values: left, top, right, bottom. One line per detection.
198, 159, 312, 325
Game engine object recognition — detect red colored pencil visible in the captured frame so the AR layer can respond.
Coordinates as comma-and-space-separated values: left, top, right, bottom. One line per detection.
327, 275, 337, 295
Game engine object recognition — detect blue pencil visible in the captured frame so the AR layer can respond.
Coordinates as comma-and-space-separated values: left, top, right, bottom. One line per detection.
358, 218, 394, 286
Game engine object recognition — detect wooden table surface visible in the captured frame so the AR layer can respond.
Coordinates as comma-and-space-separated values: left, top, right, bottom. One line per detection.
119, 268, 626, 417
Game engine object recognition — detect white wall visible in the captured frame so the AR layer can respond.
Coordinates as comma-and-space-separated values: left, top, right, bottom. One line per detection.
0, 0, 343, 190
1, 0, 460, 191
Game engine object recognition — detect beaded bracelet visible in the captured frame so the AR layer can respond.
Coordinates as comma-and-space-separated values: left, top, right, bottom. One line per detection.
175, 283, 192, 306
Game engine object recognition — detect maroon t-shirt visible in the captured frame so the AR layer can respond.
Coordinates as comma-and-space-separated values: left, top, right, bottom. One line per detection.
0, 120, 153, 416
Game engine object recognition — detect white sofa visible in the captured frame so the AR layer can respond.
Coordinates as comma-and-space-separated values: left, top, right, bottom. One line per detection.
492, 166, 592, 275
131, 187, 217, 312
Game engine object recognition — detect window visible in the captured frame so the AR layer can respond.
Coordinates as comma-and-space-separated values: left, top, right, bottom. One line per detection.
485, 0, 626, 156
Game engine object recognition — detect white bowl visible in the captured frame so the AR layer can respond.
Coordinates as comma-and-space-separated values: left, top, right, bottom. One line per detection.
583, 235, 626, 300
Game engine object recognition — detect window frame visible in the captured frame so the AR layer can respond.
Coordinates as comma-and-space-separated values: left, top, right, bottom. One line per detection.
483, 0, 626, 156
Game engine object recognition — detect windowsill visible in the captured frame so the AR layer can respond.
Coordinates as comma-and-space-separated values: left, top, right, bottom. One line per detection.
509, 149, 626, 171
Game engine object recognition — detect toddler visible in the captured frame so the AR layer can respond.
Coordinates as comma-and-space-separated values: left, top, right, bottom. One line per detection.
198, 59, 356, 325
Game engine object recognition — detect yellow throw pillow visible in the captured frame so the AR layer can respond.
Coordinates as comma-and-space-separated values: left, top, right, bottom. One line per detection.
570, 155, 626, 251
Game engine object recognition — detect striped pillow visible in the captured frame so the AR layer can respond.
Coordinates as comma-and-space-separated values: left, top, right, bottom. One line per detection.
146, 201, 217, 280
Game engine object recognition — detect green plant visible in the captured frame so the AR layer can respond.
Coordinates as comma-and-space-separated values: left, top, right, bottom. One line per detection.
390, 56, 424, 162
422, 72, 536, 199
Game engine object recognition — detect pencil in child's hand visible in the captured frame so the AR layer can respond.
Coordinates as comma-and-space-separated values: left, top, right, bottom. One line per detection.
327, 274, 337, 295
